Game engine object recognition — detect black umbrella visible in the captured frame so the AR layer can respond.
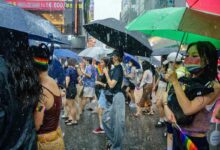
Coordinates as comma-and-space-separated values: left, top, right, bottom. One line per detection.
84, 18, 152, 57
0, 2, 67, 44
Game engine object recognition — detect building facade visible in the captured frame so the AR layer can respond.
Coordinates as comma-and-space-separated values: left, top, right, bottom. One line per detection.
3, 0, 94, 49
120, 0, 186, 24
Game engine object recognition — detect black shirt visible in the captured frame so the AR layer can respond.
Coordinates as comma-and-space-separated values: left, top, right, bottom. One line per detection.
110, 64, 123, 94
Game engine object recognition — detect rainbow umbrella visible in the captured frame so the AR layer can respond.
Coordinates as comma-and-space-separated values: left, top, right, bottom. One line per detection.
187, 0, 220, 15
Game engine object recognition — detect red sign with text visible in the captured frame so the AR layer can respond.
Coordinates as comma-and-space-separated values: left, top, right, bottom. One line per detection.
5, 0, 65, 11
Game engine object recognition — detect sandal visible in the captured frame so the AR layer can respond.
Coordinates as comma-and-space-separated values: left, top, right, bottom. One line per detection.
66, 121, 78, 126
147, 111, 154, 115
65, 119, 72, 124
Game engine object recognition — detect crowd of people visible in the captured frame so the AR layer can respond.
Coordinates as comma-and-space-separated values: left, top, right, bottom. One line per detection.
58, 41, 220, 150
0, 29, 220, 150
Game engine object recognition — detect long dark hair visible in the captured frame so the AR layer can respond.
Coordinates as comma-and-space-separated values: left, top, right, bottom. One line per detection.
0, 29, 42, 107
101, 57, 111, 70
142, 60, 151, 71
187, 41, 218, 81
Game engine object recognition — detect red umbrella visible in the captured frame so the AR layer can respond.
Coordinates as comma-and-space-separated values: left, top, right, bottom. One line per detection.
187, 0, 220, 15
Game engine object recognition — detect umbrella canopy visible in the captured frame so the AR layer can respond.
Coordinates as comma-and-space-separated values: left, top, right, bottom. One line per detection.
187, 0, 220, 15
78, 47, 113, 60
152, 47, 186, 56
138, 56, 161, 67
54, 49, 81, 62
126, 7, 220, 48
84, 18, 152, 57
124, 53, 140, 69
0, 2, 67, 44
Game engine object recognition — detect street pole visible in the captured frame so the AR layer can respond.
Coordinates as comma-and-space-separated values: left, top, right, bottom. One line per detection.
72, 0, 75, 35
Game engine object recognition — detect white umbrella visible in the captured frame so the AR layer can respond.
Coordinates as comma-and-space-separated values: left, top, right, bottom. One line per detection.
78, 47, 113, 60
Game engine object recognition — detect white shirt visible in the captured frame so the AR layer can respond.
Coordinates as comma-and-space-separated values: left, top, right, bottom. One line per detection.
140, 69, 153, 87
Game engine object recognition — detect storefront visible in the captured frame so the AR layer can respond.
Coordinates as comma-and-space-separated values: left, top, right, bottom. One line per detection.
5, 0, 65, 32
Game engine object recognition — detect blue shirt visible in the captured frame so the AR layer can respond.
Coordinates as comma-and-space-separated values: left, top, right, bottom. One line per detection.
65, 67, 78, 85
83, 65, 96, 87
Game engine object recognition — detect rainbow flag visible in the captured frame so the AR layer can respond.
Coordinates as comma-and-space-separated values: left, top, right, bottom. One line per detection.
96, 64, 103, 75
175, 123, 198, 150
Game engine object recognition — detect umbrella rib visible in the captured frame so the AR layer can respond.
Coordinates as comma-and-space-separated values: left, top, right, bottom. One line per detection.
188, 0, 200, 8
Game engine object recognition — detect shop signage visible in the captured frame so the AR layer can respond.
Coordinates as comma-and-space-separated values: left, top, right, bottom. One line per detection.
5, 0, 65, 11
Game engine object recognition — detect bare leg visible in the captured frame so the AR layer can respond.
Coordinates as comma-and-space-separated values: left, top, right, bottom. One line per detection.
156, 98, 165, 118
98, 107, 104, 128
70, 101, 77, 122
167, 133, 173, 150
130, 89, 135, 104
66, 100, 72, 120
80, 97, 89, 112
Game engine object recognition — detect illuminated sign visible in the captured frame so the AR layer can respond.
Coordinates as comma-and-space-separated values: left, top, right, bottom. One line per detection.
5, 0, 65, 11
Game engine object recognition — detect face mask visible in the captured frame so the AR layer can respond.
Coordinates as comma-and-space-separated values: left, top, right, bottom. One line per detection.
184, 56, 202, 73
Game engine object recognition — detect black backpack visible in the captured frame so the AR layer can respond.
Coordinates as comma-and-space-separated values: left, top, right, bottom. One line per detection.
168, 76, 214, 125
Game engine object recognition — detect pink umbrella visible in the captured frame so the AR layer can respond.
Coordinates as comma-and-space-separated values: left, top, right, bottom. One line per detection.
187, 0, 220, 15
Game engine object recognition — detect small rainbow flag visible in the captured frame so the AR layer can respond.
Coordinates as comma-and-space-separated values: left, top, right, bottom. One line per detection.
175, 123, 198, 150
33, 57, 48, 65
97, 64, 103, 75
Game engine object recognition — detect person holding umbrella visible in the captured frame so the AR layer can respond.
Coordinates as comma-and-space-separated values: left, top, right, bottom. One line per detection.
102, 50, 125, 150
164, 41, 220, 149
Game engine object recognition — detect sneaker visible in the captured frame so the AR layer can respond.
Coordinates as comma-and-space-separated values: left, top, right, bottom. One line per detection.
92, 127, 105, 134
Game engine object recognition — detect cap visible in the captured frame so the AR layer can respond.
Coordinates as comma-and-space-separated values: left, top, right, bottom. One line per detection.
163, 60, 169, 65
166, 52, 183, 63
107, 50, 124, 58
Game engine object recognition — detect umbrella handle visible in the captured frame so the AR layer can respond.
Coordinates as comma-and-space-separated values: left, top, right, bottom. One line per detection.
48, 33, 54, 64
175, 32, 186, 63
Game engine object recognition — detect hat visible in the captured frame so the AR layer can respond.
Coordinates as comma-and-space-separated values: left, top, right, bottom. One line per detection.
107, 50, 124, 58
164, 52, 183, 64
162, 60, 169, 65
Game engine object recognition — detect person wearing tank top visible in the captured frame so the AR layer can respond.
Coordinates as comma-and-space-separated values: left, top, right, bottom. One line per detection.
164, 42, 220, 150
32, 44, 65, 150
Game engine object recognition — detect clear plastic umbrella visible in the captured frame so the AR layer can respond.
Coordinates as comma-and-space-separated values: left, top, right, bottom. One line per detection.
78, 47, 113, 60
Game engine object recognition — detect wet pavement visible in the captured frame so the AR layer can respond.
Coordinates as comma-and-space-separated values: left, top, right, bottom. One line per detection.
60, 105, 166, 150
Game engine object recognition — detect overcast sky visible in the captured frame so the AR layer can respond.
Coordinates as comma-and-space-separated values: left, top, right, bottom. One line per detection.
94, 0, 122, 20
